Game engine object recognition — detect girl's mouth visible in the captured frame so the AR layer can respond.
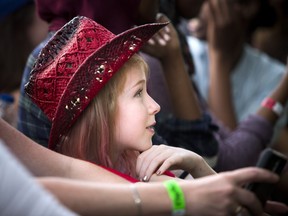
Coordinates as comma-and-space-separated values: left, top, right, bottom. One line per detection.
146, 122, 156, 133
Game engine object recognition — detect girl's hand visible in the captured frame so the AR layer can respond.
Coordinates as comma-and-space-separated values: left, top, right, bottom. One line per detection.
136, 144, 215, 181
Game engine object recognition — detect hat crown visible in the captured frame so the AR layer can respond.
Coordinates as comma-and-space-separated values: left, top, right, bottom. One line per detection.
26, 16, 115, 120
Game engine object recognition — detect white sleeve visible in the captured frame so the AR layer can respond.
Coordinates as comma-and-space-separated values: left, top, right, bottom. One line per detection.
0, 140, 78, 216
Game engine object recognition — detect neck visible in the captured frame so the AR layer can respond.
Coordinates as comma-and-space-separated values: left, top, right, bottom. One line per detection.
111, 149, 139, 178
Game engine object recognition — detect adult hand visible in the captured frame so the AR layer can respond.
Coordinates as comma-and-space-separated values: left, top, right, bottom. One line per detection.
264, 200, 288, 215
136, 144, 215, 181
181, 167, 279, 216
187, 17, 206, 39
205, 0, 243, 71
141, 13, 182, 61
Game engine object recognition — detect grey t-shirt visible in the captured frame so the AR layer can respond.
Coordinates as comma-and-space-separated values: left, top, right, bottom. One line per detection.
0, 140, 77, 216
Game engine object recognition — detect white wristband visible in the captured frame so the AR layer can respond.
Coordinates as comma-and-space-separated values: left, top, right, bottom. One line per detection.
261, 98, 284, 116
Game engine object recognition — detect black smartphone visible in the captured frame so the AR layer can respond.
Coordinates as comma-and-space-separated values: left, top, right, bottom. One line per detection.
245, 148, 287, 206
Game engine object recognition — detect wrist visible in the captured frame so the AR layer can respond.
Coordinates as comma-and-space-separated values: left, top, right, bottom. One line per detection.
130, 184, 143, 216
209, 48, 243, 73
164, 180, 186, 216
136, 183, 171, 216
261, 97, 284, 117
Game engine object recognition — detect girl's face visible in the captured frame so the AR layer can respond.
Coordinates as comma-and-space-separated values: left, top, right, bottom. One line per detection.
114, 64, 160, 154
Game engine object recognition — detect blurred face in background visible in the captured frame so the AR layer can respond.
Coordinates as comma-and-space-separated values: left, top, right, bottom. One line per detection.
27, 7, 48, 47
187, 0, 263, 40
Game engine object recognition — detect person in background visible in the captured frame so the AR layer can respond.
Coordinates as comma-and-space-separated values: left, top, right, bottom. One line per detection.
184, 0, 288, 203
251, 0, 288, 167
147, 13, 288, 203
145, 9, 285, 177
0, 0, 48, 127
252, 0, 288, 64
186, 0, 288, 162
142, 0, 220, 167
187, 0, 286, 127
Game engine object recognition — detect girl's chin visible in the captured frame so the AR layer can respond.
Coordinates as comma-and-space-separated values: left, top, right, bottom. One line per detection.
140, 143, 153, 152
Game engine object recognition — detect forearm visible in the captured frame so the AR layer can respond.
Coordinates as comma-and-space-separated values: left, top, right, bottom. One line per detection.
39, 178, 172, 216
256, 69, 288, 124
214, 114, 273, 172
0, 118, 64, 176
206, 0, 244, 130
208, 53, 237, 129
0, 118, 127, 183
161, 50, 202, 120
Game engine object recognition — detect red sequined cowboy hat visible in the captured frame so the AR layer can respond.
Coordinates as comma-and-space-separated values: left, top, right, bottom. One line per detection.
25, 16, 167, 150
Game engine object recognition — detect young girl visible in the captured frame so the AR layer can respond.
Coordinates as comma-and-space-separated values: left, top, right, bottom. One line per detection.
25, 15, 214, 182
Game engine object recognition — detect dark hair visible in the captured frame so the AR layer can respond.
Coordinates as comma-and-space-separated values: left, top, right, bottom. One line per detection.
248, 0, 277, 34
0, 3, 35, 92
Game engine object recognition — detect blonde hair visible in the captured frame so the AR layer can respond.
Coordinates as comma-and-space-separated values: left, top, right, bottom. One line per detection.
59, 54, 148, 177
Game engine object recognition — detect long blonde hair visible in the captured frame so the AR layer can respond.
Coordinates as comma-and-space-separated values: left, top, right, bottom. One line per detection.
59, 54, 148, 177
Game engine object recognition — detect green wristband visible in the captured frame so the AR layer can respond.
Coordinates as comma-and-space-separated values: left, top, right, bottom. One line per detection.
164, 180, 186, 216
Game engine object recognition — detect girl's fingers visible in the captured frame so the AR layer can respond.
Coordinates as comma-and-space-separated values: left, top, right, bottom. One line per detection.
136, 146, 166, 180
137, 145, 179, 180
156, 157, 178, 175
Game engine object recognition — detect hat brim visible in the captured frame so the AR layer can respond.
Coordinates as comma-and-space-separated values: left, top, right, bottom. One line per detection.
48, 22, 167, 149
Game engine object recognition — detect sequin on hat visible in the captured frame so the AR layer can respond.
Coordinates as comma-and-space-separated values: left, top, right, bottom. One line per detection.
25, 16, 167, 149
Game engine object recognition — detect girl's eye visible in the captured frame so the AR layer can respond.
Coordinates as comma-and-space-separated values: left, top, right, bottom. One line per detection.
135, 89, 143, 97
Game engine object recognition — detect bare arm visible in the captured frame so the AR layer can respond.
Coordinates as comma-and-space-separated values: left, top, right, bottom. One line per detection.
207, 0, 288, 130
256, 65, 288, 124
39, 167, 281, 216
160, 25, 202, 120
39, 178, 171, 216
0, 118, 127, 183
143, 13, 202, 120
206, 0, 244, 129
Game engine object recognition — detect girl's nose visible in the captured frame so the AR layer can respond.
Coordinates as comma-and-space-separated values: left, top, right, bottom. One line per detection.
148, 95, 160, 115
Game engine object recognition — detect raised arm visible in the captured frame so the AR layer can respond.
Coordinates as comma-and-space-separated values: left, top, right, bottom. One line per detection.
256, 63, 288, 124
206, 0, 244, 129
142, 13, 219, 167
143, 13, 202, 120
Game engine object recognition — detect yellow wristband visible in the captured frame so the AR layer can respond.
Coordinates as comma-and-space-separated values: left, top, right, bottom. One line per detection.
164, 180, 186, 216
